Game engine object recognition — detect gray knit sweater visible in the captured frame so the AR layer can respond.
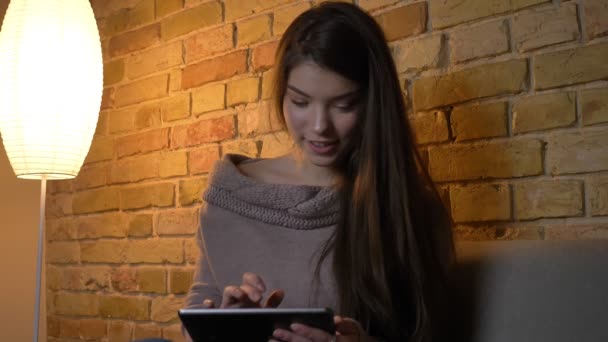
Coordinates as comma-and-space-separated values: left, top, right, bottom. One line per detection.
185, 154, 340, 310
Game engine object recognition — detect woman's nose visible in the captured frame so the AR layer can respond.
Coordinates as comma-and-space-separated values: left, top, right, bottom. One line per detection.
313, 106, 331, 134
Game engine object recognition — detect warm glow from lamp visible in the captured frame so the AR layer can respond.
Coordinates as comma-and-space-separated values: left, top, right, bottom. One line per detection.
0, 0, 103, 180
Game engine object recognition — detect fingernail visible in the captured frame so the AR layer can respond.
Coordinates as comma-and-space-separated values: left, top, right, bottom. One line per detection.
273, 329, 285, 338
290, 323, 304, 331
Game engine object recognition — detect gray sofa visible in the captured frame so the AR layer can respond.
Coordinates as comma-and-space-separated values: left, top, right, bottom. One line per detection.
451, 240, 608, 342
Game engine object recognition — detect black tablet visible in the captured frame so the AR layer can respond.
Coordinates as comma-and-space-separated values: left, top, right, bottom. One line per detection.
179, 307, 335, 342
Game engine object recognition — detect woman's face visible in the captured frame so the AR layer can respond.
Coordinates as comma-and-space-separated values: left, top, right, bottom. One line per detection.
282, 61, 360, 167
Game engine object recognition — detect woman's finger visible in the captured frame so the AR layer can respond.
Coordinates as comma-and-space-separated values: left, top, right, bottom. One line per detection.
273, 328, 313, 342
203, 299, 216, 308
221, 285, 247, 308
243, 272, 266, 292
239, 283, 264, 304
335, 317, 362, 337
290, 323, 334, 341
263, 289, 285, 308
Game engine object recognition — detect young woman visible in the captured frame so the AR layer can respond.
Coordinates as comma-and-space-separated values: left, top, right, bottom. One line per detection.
184, 2, 454, 341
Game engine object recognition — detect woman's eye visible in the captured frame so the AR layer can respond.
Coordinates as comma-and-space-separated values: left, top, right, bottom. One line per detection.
335, 102, 356, 111
291, 100, 308, 107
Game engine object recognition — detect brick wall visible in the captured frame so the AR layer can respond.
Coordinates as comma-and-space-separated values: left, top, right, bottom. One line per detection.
44, 0, 608, 341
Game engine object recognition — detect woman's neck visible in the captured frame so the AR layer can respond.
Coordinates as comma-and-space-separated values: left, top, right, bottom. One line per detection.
283, 150, 336, 187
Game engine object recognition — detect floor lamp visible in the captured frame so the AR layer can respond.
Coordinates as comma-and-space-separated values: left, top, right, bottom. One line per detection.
0, 1, 103, 341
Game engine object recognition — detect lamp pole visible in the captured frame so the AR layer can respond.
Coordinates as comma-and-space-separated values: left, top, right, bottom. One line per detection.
33, 175, 46, 342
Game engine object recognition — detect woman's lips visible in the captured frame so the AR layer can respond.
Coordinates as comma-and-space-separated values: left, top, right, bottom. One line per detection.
308, 140, 338, 155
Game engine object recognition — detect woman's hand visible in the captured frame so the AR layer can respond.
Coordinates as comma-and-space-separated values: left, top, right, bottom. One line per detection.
271, 315, 375, 342
203, 272, 285, 309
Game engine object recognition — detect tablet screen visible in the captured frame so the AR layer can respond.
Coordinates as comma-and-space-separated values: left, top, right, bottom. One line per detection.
179, 307, 335, 342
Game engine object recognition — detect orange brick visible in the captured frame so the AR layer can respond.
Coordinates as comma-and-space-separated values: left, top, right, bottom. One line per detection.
170, 268, 195, 294
108, 321, 133, 342
111, 266, 138, 292
157, 0, 183, 18
79, 319, 107, 340
116, 128, 170, 158
413, 59, 527, 111
171, 116, 235, 148
252, 40, 279, 71
428, 140, 543, 182
185, 25, 234, 62
161, 1, 222, 40
109, 24, 160, 57
224, 0, 294, 21
101, 87, 115, 110
189, 145, 220, 174
237, 15, 272, 46
182, 50, 248, 89
375, 3, 426, 41
114, 74, 169, 107
237, 101, 282, 137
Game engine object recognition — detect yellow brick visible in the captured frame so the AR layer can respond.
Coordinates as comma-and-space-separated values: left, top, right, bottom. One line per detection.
451, 183, 511, 222
408, 111, 449, 144
512, 4, 579, 52
237, 15, 272, 46
170, 268, 195, 294
157, 0, 183, 18
72, 188, 120, 214
392, 34, 442, 73
584, 0, 608, 39
109, 103, 161, 134
53, 293, 99, 316
589, 176, 608, 216
104, 59, 125, 86
430, 0, 549, 29
161, 1, 222, 40
109, 154, 159, 184
108, 321, 133, 342
581, 88, 608, 126
129, 214, 153, 237
227, 77, 260, 106
47, 193, 73, 219
514, 180, 583, 219
121, 183, 175, 210
428, 140, 543, 182
100, 296, 150, 320
47, 242, 80, 264
237, 101, 281, 137
451, 102, 508, 142
535, 43, 608, 90
59, 318, 80, 338
513, 92, 576, 134
47, 218, 77, 241
161, 93, 191, 122
162, 324, 187, 342
85, 136, 114, 163
413, 59, 527, 111
359, 0, 397, 11
274, 2, 311, 35
185, 238, 199, 264
157, 209, 199, 235
454, 225, 543, 241
103, 0, 155, 37
222, 140, 259, 158
261, 69, 276, 100
179, 177, 208, 206
375, 3, 426, 41
192, 83, 225, 115
151, 296, 184, 323
126, 42, 183, 79
81, 240, 128, 263
74, 163, 109, 190
126, 239, 184, 263
109, 24, 160, 57
134, 323, 162, 340
79, 319, 107, 340
224, 0, 294, 21
449, 20, 509, 64
138, 267, 167, 293
160, 151, 188, 178
76, 212, 129, 238
547, 130, 608, 175
114, 74, 169, 107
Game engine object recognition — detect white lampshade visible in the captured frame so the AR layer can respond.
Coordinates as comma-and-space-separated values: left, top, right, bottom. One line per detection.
0, 0, 103, 180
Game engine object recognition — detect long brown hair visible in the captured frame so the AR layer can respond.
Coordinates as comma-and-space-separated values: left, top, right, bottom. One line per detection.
271, 3, 455, 341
